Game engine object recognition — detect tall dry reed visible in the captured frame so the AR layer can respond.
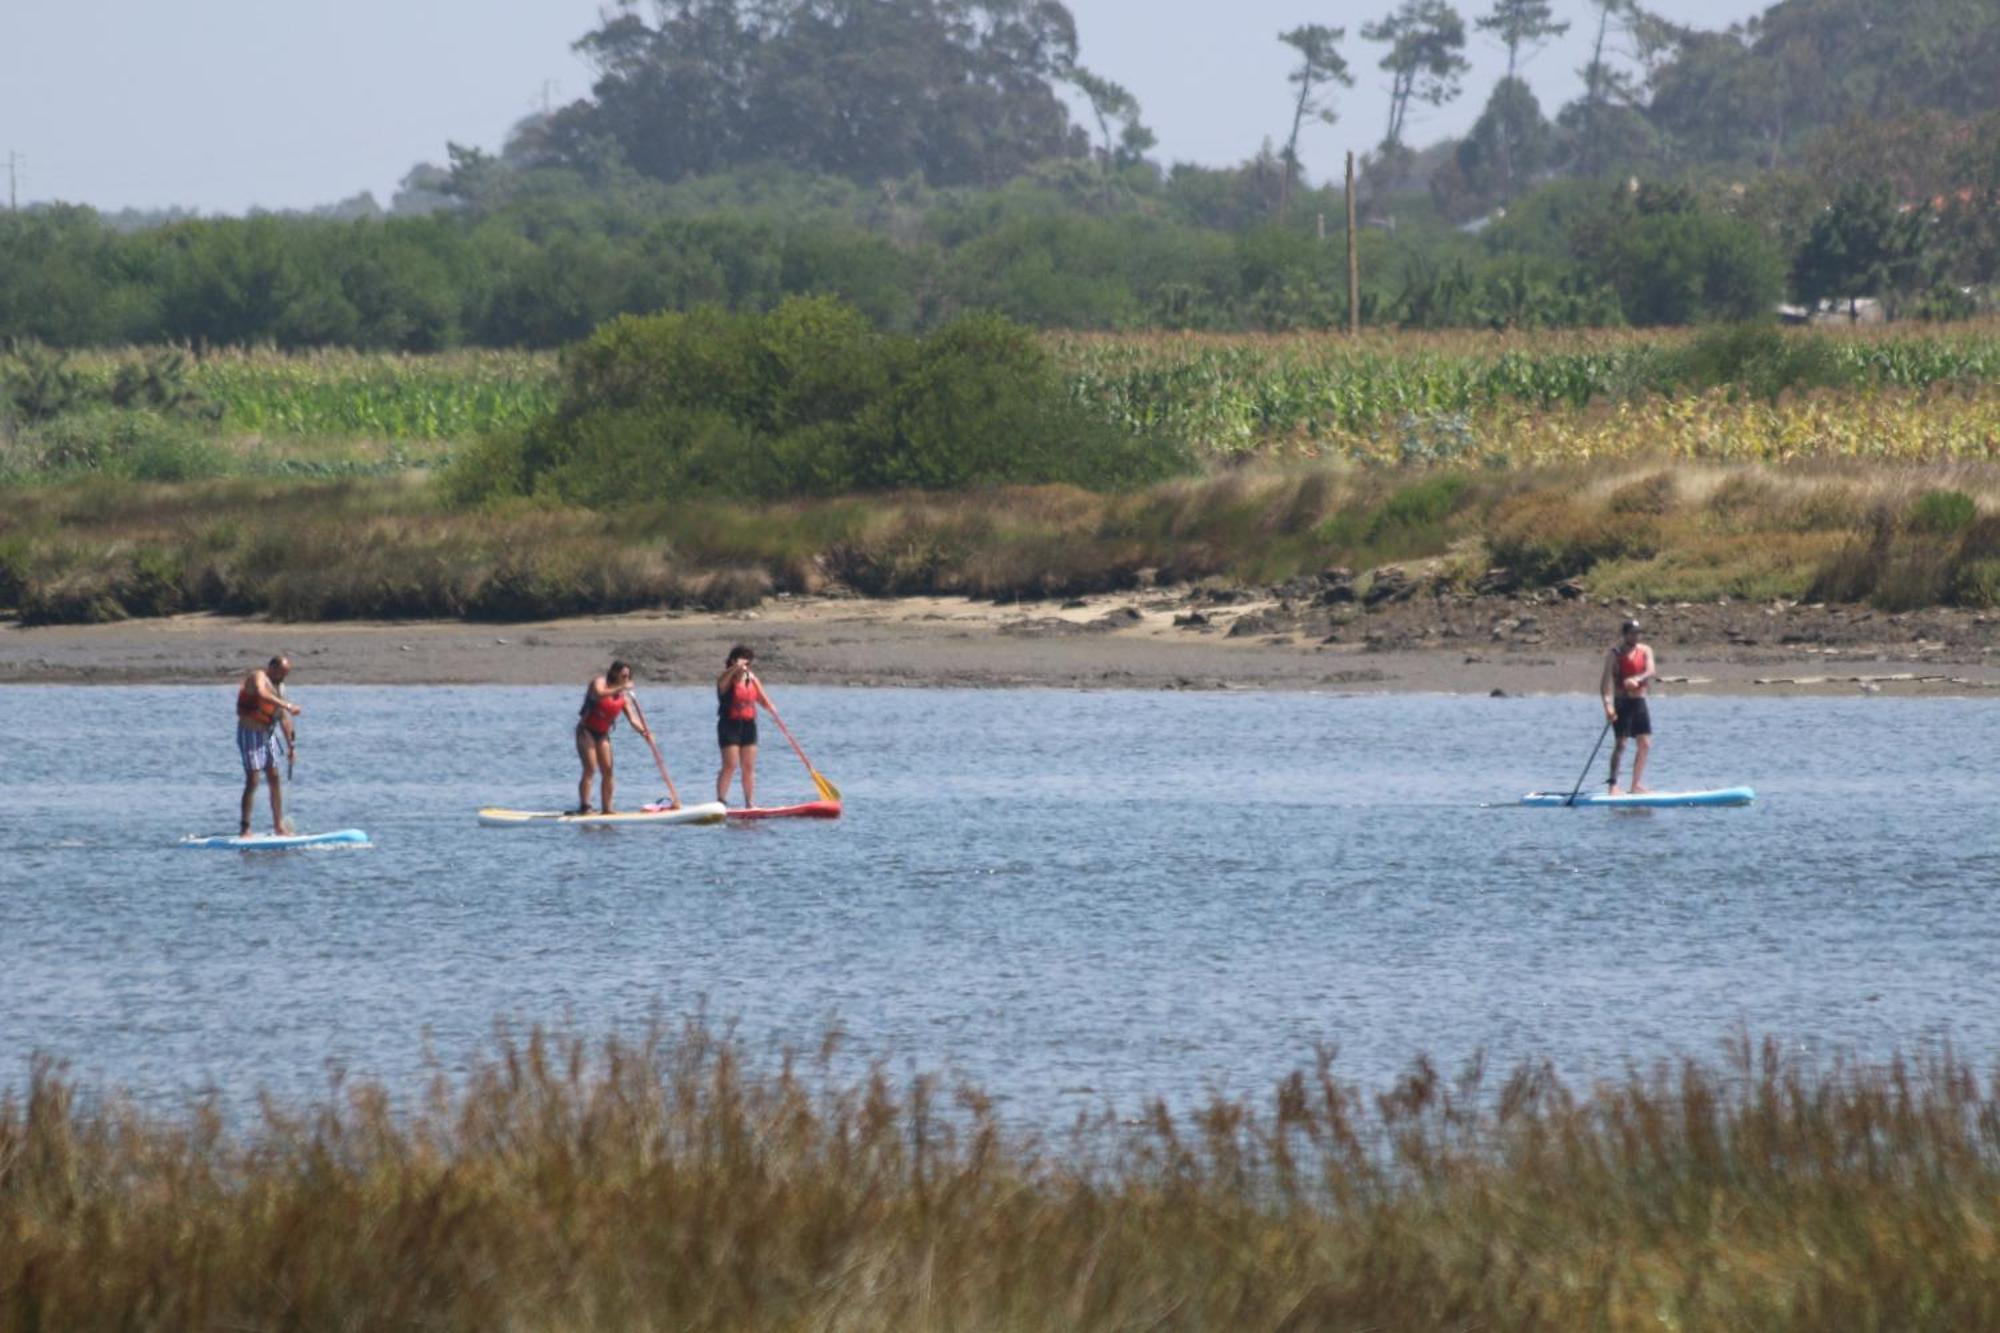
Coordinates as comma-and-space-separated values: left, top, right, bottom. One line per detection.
6, 1025, 2000, 1329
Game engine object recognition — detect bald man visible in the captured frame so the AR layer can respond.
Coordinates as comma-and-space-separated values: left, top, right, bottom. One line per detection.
237, 655, 303, 836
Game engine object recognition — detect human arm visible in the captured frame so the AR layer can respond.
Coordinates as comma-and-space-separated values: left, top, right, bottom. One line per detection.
624, 691, 653, 741
247, 671, 301, 717
1599, 651, 1617, 719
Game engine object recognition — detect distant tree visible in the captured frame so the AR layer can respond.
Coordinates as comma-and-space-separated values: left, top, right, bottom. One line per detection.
1572, 0, 1636, 177
1275, 25, 1353, 215
1066, 65, 1150, 209
1586, 183, 1785, 324
1361, 1, 1470, 154
1940, 114, 2000, 287
1792, 180, 1933, 318
1437, 77, 1552, 216
1473, 0, 1567, 194
552, 0, 1090, 189
1638, 0, 2000, 173
1475, 0, 1567, 83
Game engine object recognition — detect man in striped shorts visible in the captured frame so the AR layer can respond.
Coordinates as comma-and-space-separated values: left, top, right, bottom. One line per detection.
238, 655, 303, 836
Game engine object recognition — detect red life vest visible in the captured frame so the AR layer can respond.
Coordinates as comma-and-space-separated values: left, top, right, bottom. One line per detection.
580, 686, 626, 736
1617, 645, 1649, 696
720, 677, 758, 723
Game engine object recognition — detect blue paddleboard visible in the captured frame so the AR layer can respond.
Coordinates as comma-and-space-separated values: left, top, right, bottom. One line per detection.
1520, 787, 1755, 809
180, 829, 372, 850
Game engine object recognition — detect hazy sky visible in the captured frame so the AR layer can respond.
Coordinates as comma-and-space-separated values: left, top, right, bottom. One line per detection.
1, 0, 1770, 214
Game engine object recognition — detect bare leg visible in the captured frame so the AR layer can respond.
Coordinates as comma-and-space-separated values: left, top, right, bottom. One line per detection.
575, 727, 598, 812
241, 770, 259, 837
1606, 737, 1627, 795
717, 746, 740, 804
267, 765, 287, 834
1631, 736, 1652, 793
600, 740, 616, 813
741, 745, 757, 809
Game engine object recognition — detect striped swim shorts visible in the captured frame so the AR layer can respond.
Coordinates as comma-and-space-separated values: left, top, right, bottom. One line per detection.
237, 724, 286, 774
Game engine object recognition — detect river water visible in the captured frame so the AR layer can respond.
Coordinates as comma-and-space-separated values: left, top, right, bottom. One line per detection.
2, 685, 1996, 1120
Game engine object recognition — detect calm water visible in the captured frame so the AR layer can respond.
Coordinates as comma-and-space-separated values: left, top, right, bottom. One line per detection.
2, 685, 1997, 1121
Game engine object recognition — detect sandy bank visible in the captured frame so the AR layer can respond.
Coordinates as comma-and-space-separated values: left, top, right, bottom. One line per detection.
7, 586, 2000, 697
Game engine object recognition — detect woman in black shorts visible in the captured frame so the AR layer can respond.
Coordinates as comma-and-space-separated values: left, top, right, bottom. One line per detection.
715, 645, 762, 808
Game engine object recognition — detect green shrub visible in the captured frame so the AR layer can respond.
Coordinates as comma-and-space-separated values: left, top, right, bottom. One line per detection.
1487, 489, 1656, 583
0, 535, 29, 608
1906, 488, 1978, 535
1654, 323, 1851, 402
19, 409, 225, 481
482, 297, 1190, 507
439, 429, 534, 506
1371, 473, 1473, 539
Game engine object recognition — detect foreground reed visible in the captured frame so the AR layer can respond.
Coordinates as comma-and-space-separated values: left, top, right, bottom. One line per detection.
5, 1024, 2000, 1329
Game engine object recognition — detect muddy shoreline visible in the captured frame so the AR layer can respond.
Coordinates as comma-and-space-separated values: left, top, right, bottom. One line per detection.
7, 582, 2000, 696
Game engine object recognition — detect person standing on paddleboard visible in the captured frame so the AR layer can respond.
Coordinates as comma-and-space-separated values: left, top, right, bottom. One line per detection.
575, 660, 656, 815
1600, 618, 1657, 795
237, 655, 302, 837
716, 645, 764, 809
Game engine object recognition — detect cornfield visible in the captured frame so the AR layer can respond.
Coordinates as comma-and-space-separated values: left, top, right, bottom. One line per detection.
40, 323, 2000, 463
64, 346, 559, 442
1054, 324, 2000, 455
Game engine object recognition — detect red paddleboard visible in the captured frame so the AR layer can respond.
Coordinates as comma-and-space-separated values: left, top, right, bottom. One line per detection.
647, 800, 842, 820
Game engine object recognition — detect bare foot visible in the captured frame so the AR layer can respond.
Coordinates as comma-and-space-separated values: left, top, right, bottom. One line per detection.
1630, 785, 1653, 795
1606, 785, 1624, 796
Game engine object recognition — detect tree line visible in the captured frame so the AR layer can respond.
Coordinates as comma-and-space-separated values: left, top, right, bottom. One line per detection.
2, 0, 1997, 348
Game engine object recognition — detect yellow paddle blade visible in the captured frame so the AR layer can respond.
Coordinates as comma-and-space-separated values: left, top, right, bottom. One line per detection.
811, 770, 842, 803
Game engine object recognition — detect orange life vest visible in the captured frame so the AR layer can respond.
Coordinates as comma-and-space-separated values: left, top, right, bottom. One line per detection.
237, 678, 278, 727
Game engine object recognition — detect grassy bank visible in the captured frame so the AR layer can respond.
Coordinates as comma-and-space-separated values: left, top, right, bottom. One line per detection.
5, 460, 2000, 623
4, 324, 1999, 623
7, 1022, 2000, 1328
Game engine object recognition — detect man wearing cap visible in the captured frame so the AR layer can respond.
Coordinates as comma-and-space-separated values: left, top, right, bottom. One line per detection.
1599, 618, 1656, 794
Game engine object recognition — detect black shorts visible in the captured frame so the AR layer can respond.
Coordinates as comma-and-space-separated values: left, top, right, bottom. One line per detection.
1613, 696, 1652, 739
717, 717, 758, 749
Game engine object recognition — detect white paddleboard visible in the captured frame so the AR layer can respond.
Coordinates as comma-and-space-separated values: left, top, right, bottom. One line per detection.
181, 829, 372, 849
478, 802, 728, 827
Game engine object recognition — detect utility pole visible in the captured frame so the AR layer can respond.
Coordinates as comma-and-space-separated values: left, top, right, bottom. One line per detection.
1345, 150, 1359, 335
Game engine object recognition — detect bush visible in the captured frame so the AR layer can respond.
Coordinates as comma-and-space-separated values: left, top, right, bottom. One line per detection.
0, 535, 29, 608
1607, 471, 1678, 516
1372, 473, 1474, 538
1487, 489, 1656, 583
1653, 323, 1852, 402
479, 297, 1190, 506
18, 409, 226, 481
1907, 488, 1978, 535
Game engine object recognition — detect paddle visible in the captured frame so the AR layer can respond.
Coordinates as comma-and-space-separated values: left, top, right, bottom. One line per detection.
278, 683, 297, 834
1564, 718, 1614, 807
633, 716, 683, 809
751, 674, 840, 803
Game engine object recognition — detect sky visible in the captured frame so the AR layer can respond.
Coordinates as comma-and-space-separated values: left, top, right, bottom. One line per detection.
0, 0, 1771, 215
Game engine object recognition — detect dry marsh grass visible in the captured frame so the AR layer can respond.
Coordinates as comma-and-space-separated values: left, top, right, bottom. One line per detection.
7, 1023, 2000, 1329
7, 461, 2000, 623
